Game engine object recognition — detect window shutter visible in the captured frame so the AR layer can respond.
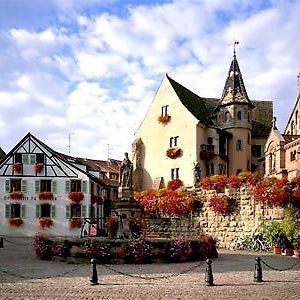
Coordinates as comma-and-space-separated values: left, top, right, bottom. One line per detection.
82, 180, 88, 193
51, 205, 56, 219
65, 181, 70, 193
30, 154, 36, 165
22, 154, 29, 164
35, 180, 40, 193
52, 181, 57, 194
5, 180, 10, 193
5, 204, 10, 218
21, 180, 27, 193
81, 205, 87, 218
21, 205, 26, 218
65, 205, 70, 219
35, 204, 41, 219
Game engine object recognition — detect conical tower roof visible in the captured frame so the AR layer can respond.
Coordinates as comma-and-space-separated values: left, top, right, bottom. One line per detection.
218, 53, 254, 108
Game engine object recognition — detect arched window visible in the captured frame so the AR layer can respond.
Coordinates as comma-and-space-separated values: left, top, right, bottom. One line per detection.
237, 110, 242, 121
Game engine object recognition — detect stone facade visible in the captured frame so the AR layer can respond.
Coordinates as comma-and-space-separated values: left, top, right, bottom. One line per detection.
146, 187, 284, 248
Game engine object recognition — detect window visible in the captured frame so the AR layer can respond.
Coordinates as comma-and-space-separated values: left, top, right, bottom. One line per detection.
36, 153, 44, 164
237, 110, 242, 120
248, 133, 250, 145
71, 204, 81, 218
10, 179, 21, 192
171, 168, 179, 180
161, 105, 169, 116
40, 180, 52, 192
40, 204, 51, 218
22, 154, 36, 165
236, 139, 242, 150
11, 203, 21, 218
207, 137, 213, 145
71, 180, 81, 192
236, 169, 241, 175
218, 164, 226, 174
209, 163, 215, 175
14, 153, 22, 163
170, 136, 179, 147
225, 112, 230, 122
5, 203, 26, 219
291, 121, 295, 135
248, 112, 250, 122
290, 150, 296, 162
252, 145, 262, 158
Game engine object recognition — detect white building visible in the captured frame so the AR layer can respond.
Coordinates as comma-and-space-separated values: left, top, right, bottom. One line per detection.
0, 133, 119, 237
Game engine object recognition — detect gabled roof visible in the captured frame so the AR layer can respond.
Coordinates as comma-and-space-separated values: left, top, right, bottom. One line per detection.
218, 54, 254, 108
0, 133, 116, 187
166, 74, 217, 125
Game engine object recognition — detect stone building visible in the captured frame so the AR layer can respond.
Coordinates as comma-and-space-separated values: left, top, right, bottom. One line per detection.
265, 71, 300, 179
0, 133, 119, 237
133, 52, 273, 190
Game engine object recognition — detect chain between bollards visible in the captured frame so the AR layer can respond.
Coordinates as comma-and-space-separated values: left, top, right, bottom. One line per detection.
254, 257, 263, 283
90, 258, 99, 285
205, 259, 214, 286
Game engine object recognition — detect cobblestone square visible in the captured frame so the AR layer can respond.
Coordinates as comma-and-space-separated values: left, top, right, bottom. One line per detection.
1, 237, 300, 299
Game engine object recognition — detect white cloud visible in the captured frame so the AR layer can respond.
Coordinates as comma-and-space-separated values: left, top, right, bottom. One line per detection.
0, 0, 300, 158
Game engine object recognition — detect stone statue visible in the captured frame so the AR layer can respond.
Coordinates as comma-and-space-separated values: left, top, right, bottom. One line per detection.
193, 162, 201, 188
119, 152, 133, 188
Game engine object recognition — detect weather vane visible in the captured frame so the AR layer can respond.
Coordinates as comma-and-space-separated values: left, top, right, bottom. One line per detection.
233, 40, 239, 56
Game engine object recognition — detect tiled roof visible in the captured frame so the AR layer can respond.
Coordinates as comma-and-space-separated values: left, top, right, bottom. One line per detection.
166, 75, 272, 137
166, 74, 216, 125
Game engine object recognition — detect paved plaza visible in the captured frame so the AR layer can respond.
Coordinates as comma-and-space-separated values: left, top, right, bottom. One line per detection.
1, 237, 300, 299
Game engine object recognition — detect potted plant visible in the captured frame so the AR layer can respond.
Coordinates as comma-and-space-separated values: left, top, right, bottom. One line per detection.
38, 217, 53, 229
262, 221, 285, 254
34, 163, 44, 173
68, 192, 84, 203
9, 191, 23, 200
69, 218, 82, 229
8, 217, 23, 227
38, 191, 54, 200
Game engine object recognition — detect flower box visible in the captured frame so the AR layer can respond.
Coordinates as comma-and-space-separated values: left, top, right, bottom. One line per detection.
68, 192, 84, 203
8, 217, 23, 227
38, 191, 54, 200
38, 217, 53, 229
9, 191, 23, 200
166, 147, 181, 159
157, 115, 171, 125
12, 163, 22, 174
34, 163, 44, 173
69, 218, 82, 229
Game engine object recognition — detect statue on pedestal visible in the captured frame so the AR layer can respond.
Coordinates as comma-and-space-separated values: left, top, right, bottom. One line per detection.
119, 152, 133, 189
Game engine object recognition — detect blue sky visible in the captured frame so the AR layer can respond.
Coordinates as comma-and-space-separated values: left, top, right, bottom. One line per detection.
0, 0, 300, 159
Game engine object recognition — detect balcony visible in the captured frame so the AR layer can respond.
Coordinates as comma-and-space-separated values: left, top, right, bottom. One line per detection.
200, 144, 215, 161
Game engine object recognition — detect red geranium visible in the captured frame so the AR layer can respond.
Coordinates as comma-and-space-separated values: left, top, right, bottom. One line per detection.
167, 179, 183, 190
68, 192, 84, 203
166, 148, 181, 159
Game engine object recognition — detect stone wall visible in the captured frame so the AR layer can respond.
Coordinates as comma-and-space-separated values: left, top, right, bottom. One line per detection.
145, 186, 285, 248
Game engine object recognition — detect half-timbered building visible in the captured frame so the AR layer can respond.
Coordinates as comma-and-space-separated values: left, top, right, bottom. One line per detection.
0, 133, 119, 237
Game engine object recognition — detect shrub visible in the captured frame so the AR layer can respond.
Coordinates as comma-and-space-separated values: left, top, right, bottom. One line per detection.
167, 179, 182, 190
127, 238, 152, 264
32, 233, 53, 260
168, 237, 191, 262
208, 194, 234, 215
83, 239, 111, 263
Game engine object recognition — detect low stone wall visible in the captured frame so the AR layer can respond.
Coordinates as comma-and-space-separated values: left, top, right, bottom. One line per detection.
145, 186, 284, 249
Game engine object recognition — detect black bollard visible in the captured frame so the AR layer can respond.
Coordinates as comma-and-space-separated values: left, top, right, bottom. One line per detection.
254, 257, 263, 282
90, 258, 99, 285
205, 259, 214, 286
0, 237, 3, 248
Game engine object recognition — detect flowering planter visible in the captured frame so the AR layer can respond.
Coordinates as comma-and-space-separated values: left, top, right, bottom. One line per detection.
12, 163, 22, 174
273, 246, 282, 255
68, 192, 84, 203
8, 217, 23, 227
69, 218, 82, 229
34, 163, 44, 173
157, 115, 171, 125
38, 217, 53, 229
9, 191, 23, 200
285, 248, 294, 256
166, 147, 181, 159
39, 192, 54, 200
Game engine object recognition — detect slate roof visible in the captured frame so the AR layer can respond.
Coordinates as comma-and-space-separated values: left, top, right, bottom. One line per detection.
166, 75, 272, 138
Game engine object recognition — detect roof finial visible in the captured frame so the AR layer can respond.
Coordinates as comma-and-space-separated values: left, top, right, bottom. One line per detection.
233, 40, 239, 57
